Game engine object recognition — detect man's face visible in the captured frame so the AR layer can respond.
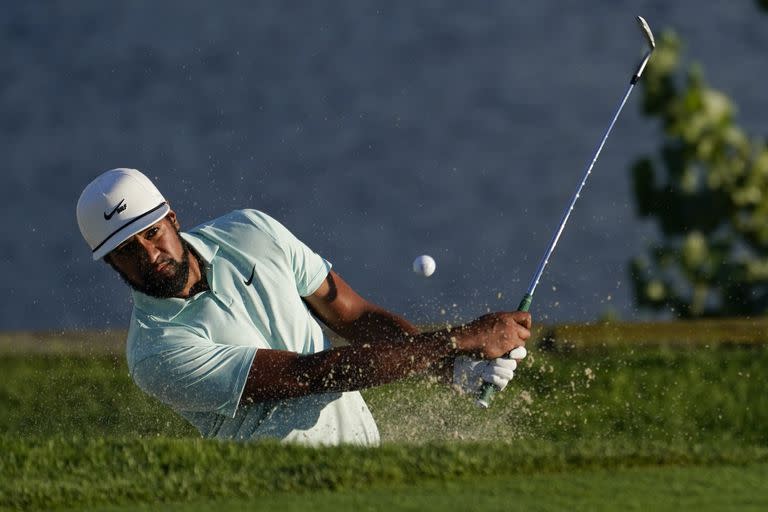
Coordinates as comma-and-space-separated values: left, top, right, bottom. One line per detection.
106, 212, 191, 298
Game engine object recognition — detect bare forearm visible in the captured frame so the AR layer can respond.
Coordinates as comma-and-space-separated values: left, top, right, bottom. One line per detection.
242, 332, 454, 402
242, 310, 533, 403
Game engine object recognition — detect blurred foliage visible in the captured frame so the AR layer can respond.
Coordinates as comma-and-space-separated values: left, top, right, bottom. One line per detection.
630, 30, 768, 317
759, 0, 768, 11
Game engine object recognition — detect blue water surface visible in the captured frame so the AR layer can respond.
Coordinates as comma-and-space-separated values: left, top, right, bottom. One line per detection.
2, 1, 767, 329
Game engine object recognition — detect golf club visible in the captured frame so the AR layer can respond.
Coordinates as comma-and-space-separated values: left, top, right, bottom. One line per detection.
477, 15, 656, 408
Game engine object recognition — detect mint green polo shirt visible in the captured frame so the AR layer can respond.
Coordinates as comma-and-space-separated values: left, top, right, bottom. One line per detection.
126, 209, 380, 446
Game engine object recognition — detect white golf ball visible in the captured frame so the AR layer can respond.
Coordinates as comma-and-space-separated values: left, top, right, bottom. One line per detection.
412, 255, 436, 277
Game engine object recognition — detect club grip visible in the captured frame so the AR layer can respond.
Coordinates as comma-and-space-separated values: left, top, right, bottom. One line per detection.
475, 293, 532, 408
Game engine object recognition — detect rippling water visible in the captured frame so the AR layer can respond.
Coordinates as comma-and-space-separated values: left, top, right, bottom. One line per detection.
2, 1, 767, 329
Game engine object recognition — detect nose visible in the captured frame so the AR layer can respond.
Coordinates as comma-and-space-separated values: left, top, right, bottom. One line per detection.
135, 237, 162, 264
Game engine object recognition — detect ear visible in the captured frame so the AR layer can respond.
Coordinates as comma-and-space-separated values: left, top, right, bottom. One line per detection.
166, 209, 180, 230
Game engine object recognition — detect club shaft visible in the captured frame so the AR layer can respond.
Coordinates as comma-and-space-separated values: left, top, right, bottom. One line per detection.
526, 80, 637, 300
476, 50, 653, 409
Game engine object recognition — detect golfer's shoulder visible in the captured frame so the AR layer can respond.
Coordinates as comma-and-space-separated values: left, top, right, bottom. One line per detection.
192, 209, 296, 247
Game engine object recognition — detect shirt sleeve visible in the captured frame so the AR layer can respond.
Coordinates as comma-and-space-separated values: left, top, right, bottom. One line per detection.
130, 328, 257, 418
246, 210, 332, 296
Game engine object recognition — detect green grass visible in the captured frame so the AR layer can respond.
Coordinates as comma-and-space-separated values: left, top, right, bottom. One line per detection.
2, 344, 766, 444
3, 437, 767, 511
1, 328, 767, 510
72, 465, 768, 512
367, 345, 768, 445
0, 354, 194, 438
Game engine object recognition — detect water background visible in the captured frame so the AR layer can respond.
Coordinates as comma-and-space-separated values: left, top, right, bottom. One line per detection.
3, 1, 767, 330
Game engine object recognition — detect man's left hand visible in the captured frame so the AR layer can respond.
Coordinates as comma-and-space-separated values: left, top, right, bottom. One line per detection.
452, 355, 521, 395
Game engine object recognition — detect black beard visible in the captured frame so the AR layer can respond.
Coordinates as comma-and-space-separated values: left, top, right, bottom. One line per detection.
113, 239, 193, 299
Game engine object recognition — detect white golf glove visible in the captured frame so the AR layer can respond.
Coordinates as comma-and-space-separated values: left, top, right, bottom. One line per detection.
452, 347, 527, 395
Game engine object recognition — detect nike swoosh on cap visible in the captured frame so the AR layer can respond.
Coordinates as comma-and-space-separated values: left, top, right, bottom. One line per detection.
104, 199, 127, 220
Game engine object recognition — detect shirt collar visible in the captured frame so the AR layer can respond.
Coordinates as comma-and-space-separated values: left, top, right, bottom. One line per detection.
131, 231, 220, 321
181, 231, 218, 264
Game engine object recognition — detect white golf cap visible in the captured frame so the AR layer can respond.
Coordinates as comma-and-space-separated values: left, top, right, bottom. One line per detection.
76, 168, 171, 260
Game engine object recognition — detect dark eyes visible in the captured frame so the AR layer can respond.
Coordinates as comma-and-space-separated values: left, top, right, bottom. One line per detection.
111, 226, 161, 257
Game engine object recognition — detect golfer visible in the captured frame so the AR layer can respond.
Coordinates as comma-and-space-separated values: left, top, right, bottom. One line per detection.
76, 168, 531, 446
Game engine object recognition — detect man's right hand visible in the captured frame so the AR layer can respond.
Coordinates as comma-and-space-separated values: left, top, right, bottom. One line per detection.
452, 311, 532, 359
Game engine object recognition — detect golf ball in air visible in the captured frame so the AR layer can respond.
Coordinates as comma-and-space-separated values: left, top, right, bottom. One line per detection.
412, 255, 436, 277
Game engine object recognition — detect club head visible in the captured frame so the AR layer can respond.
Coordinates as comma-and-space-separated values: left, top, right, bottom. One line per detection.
636, 16, 656, 50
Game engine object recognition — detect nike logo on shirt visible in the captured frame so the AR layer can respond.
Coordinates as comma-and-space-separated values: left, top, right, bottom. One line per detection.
104, 199, 127, 220
244, 265, 256, 286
